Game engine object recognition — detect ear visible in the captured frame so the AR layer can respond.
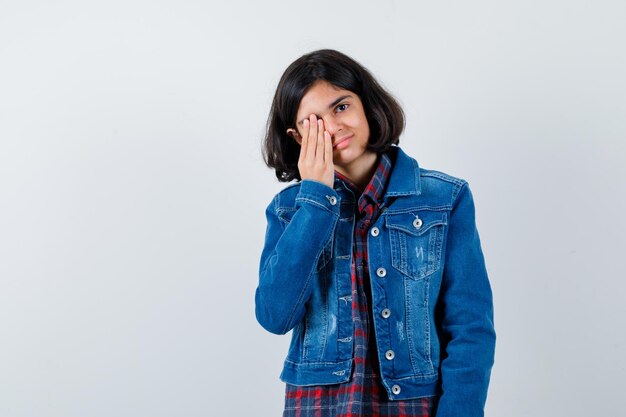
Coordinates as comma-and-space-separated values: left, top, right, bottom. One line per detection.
286, 128, 302, 145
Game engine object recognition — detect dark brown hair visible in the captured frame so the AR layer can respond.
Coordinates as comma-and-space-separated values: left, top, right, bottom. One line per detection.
262, 49, 405, 182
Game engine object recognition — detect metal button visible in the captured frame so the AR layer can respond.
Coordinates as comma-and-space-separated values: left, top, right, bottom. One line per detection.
413, 217, 423, 228
327, 196, 337, 205
370, 227, 379, 237
392, 385, 401, 395
385, 350, 395, 360
381, 308, 391, 319
376, 267, 387, 278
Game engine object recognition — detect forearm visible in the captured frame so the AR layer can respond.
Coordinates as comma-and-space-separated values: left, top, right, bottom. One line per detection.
255, 180, 340, 335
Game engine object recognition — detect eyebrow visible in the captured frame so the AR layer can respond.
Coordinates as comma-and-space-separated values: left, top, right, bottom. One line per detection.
298, 94, 353, 125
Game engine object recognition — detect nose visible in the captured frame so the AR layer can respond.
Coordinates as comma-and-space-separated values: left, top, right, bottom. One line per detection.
322, 115, 342, 136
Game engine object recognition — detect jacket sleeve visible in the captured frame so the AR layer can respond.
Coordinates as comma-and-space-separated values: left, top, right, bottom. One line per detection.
436, 182, 496, 417
255, 180, 340, 335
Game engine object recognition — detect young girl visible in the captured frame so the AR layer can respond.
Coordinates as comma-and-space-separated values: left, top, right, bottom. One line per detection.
255, 49, 495, 417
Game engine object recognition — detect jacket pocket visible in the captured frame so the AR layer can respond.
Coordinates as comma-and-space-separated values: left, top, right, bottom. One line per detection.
385, 210, 447, 280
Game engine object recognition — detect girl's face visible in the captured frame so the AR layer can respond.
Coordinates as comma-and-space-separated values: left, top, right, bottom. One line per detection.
292, 80, 376, 178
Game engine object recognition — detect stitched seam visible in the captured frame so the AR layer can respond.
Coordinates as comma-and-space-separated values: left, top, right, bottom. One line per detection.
260, 198, 282, 277
450, 181, 468, 207
385, 206, 451, 214
281, 212, 339, 334
421, 170, 465, 186
284, 358, 351, 366
295, 196, 334, 213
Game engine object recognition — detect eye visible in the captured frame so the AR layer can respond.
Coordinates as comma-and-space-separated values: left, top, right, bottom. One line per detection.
335, 103, 349, 113
297, 114, 323, 126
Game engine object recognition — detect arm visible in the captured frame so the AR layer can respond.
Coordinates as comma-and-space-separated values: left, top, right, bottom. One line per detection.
436, 182, 496, 417
255, 180, 340, 335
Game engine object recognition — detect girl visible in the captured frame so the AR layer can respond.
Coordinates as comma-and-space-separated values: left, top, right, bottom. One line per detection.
255, 49, 495, 417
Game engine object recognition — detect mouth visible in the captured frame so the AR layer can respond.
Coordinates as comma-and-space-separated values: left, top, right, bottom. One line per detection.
333, 135, 353, 149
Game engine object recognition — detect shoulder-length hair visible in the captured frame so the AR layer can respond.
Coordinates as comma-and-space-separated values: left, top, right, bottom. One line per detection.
262, 49, 405, 182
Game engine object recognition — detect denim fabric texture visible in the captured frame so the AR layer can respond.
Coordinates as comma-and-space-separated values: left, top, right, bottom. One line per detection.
256, 145, 496, 417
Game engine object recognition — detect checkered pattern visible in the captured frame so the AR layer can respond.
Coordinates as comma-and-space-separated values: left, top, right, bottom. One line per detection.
283, 153, 438, 417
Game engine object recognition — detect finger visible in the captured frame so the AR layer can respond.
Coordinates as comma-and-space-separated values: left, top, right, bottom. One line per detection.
316, 119, 324, 160
299, 119, 309, 161
306, 114, 318, 159
324, 130, 333, 166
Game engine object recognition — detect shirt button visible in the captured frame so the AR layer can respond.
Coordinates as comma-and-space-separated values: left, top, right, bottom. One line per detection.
392, 385, 401, 395
370, 227, 380, 237
376, 267, 387, 278
385, 350, 395, 360
413, 217, 423, 229
381, 308, 391, 319
327, 196, 337, 205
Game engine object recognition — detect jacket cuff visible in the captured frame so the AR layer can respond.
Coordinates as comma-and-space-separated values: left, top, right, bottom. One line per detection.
295, 180, 341, 214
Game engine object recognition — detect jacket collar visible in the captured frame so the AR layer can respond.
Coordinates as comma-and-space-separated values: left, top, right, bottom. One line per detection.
384, 146, 422, 199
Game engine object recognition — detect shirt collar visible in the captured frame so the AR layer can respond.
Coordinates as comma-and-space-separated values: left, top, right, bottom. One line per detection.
334, 152, 393, 210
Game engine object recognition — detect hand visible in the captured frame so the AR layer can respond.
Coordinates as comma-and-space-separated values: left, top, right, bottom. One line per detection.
296, 114, 334, 188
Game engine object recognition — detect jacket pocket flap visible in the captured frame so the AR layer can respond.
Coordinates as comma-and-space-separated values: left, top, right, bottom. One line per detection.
385, 210, 447, 237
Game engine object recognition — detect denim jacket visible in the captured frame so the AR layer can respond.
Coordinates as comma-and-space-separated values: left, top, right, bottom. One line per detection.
255, 146, 495, 417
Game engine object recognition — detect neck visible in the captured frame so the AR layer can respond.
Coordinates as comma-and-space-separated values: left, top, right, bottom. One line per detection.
335, 152, 379, 191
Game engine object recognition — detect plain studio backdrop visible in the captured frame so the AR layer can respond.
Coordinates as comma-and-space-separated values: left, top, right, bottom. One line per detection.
1, 1, 625, 416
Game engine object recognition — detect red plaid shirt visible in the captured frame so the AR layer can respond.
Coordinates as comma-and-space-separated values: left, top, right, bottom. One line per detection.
283, 152, 438, 417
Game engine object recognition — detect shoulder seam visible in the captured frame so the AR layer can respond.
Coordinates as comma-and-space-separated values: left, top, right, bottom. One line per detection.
271, 181, 301, 209
450, 181, 469, 207
278, 181, 301, 194
419, 168, 468, 207
420, 169, 466, 186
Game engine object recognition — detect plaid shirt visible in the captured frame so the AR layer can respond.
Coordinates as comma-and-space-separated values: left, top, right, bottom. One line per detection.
283, 152, 438, 417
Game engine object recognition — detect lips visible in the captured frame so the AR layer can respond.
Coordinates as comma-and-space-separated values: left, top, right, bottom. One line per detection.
333, 135, 353, 149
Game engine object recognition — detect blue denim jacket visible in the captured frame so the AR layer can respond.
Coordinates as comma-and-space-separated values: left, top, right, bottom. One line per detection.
256, 146, 495, 416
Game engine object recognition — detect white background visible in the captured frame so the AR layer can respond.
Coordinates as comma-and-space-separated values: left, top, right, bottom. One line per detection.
1, 1, 625, 416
